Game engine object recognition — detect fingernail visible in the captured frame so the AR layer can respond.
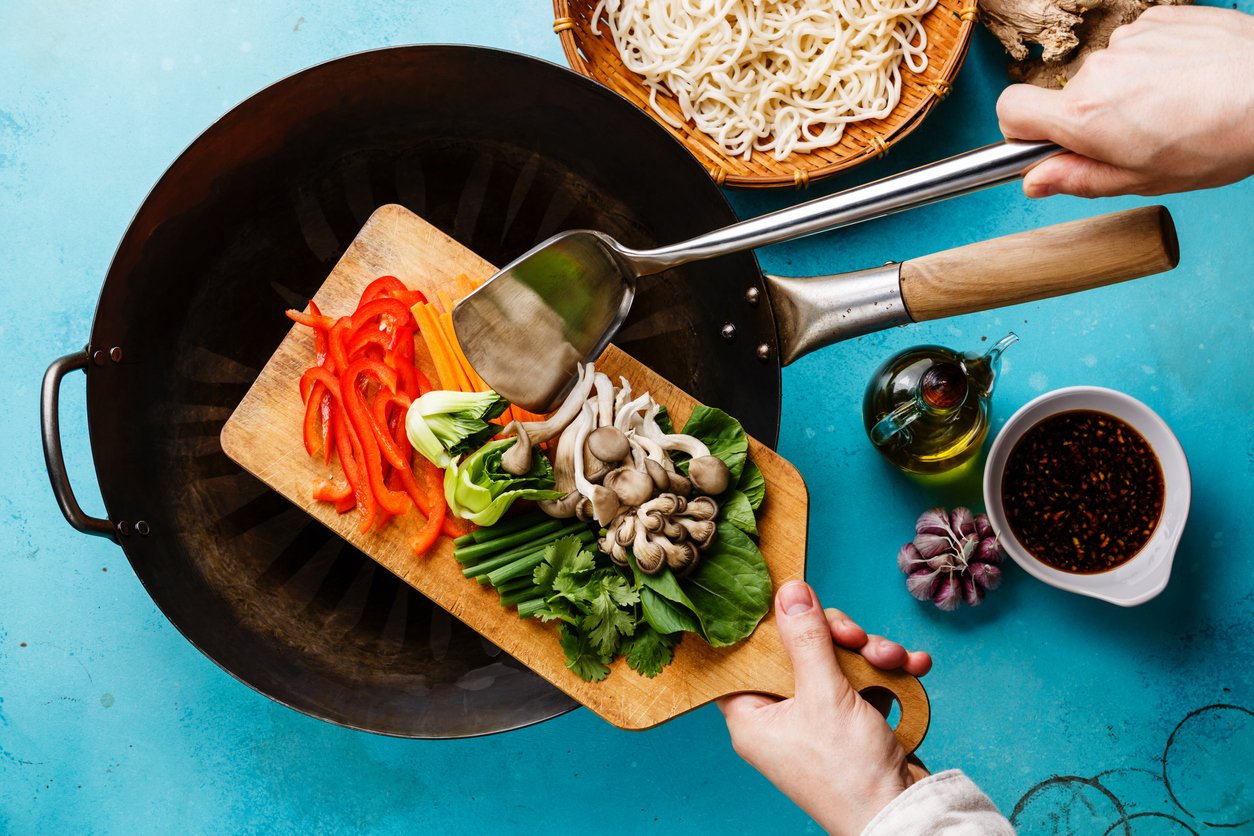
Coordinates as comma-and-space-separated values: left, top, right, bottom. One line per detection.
1025, 181, 1057, 199
778, 581, 814, 615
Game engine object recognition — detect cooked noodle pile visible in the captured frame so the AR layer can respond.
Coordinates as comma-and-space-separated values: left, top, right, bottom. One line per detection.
591, 0, 938, 160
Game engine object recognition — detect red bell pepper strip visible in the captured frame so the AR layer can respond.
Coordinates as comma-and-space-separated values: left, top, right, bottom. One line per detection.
286, 307, 337, 331
349, 298, 414, 334
340, 360, 409, 518
348, 328, 393, 359
329, 316, 353, 374
302, 381, 325, 457
359, 275, 408, 304
360, 276, 429, 309
312, 479, 352, 503
410, 491, 446, 556
301, 366, 377, 531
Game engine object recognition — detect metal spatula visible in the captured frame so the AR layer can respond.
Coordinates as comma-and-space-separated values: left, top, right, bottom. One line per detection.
454, 140, 1061, 411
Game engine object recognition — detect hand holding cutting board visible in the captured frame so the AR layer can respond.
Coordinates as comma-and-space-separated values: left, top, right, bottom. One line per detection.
722, 581, 936, 836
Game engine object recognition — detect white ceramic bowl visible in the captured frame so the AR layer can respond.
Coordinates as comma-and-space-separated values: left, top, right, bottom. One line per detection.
983, 387, 1190, 606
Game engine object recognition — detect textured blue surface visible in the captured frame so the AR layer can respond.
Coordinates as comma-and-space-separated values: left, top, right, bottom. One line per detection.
2, 2, 1251, 833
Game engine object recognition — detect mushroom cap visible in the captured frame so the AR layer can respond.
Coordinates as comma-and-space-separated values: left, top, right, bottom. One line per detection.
679, 517, 717, 549
500, 422, 534, 476
574, 497, 594, 522
644, 458, 670, 492
581, 443, 614, 484
639, 508, 666, 533
603, 467, 654, 507
640, 493, 681, 517
688, 456, 731, 496
660, 518, 685, 541
538, 489, 582, 519
666, 470, 693, 497
663, 539, 700, 575
633, 526, 666, 574
587, 426, 631, 463
590, 484, 622, 526
613, 513, 637, 546
685, 496, 719, 521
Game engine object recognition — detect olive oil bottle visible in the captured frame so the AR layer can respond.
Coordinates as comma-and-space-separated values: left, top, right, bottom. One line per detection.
862, 333, 1018, 474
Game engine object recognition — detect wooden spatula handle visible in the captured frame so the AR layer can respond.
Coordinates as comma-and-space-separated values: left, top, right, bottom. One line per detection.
836, 647, 931, 754
899, 205, 1179, 322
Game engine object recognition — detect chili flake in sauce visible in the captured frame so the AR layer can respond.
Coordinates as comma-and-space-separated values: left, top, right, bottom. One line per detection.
1002, 410, 1164, 574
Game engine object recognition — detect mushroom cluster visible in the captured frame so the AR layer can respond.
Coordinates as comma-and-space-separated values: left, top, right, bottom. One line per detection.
598, 493, 717, 576
499, 363, 730, 574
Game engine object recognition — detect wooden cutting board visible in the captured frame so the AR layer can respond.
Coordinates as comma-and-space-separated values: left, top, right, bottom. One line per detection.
221, 204, 929, 744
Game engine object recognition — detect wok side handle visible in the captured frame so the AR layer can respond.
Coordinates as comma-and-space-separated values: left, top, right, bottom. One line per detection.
900, 205, 1180, 321
41, 351, 115, 540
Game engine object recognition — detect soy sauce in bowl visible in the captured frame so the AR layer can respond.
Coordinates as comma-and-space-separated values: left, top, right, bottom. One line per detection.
1001, 410, 1165, 574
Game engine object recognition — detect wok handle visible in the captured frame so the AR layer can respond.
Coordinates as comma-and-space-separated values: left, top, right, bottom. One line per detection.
41, 351, 115, 539
900, 205, 1180, 321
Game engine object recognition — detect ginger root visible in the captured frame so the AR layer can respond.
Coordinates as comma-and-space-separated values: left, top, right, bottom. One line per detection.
979, 0, 1192, 88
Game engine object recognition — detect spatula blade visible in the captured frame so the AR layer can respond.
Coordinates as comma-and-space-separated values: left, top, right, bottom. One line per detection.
453, 231, 635, 411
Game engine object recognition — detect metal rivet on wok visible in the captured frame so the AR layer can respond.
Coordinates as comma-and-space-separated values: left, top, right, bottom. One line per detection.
92, 350, 106, 366
109, 347, 123, 362
756, 343, 772, 362
745, 287, 760, 306
135, 521, 150, 536
116, 521, 131, 537
720, 323, 737, 343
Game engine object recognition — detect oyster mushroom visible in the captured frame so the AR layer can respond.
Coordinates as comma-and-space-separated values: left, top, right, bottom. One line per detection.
677, 517, 717, 549
687, 456, 731, 496
500, 362, 596, 476
662, 538, 700, 575
603, 467, 654, 508
685, 496, 719, 521
587, 426, 631, 463
538, 488, 582, 519
633, 525, 665, 574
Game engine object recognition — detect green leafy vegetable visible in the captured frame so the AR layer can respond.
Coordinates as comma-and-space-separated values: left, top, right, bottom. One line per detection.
683, 523, 772, 647
622, 626, 680, 678
718, 490, 758, 538
558, 625, 610, 683
680, 405, 749, 482
406, 389, 509, 468
527, 537, 643, 680
443, 438, 563, 526
737, 458, 766, 511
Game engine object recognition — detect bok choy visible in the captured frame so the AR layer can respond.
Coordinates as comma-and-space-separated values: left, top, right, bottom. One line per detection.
405, 390, 509, 468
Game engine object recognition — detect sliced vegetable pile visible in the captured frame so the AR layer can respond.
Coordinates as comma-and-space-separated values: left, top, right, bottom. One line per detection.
429, 365, 772, 682
288, 275, 772, 682
285, 276, 458, 555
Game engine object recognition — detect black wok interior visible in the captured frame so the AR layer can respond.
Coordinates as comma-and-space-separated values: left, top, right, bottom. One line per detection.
83, 46, 780, 736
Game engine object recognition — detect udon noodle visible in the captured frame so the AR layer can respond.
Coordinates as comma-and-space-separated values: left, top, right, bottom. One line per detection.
591, 0, 939, 160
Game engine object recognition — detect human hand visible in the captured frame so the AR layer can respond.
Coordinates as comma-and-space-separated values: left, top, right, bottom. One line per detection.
996, 6, 1254, 198
718, 581, 933, 836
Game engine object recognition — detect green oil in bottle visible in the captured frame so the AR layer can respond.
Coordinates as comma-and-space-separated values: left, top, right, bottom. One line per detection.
862, 333, 1018, 474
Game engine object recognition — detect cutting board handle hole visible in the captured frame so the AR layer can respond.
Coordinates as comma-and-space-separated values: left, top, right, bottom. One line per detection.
860, 686, 901, 729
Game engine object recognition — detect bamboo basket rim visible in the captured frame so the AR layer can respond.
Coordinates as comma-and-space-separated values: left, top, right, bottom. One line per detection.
553, 1, 978, 189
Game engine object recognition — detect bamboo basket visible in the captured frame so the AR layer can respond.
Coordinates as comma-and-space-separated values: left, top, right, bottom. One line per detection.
553, 0, 978, 188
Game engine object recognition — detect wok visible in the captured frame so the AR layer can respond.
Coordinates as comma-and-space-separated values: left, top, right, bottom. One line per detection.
41, 45, 779, 738
41, 45, 1175, 738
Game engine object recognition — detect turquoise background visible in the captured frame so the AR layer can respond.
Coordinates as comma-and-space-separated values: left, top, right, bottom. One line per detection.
2, 1, 1251, 833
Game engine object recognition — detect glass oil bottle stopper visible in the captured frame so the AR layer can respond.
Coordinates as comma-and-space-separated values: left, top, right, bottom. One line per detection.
862, 332, 1018, 474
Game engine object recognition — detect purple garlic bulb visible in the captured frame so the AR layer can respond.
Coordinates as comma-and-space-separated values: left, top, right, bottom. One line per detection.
898, 507, 1004, 610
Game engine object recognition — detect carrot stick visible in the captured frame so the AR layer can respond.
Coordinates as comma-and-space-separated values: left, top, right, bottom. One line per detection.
441, 312, 487, 392
412, 303, 460, 391
454, 273, 475, 299
428, 310, 473, 392
436, 289, 456, 315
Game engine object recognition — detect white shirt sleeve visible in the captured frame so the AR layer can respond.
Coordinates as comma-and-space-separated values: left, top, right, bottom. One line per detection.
860, 769, 1015, 835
